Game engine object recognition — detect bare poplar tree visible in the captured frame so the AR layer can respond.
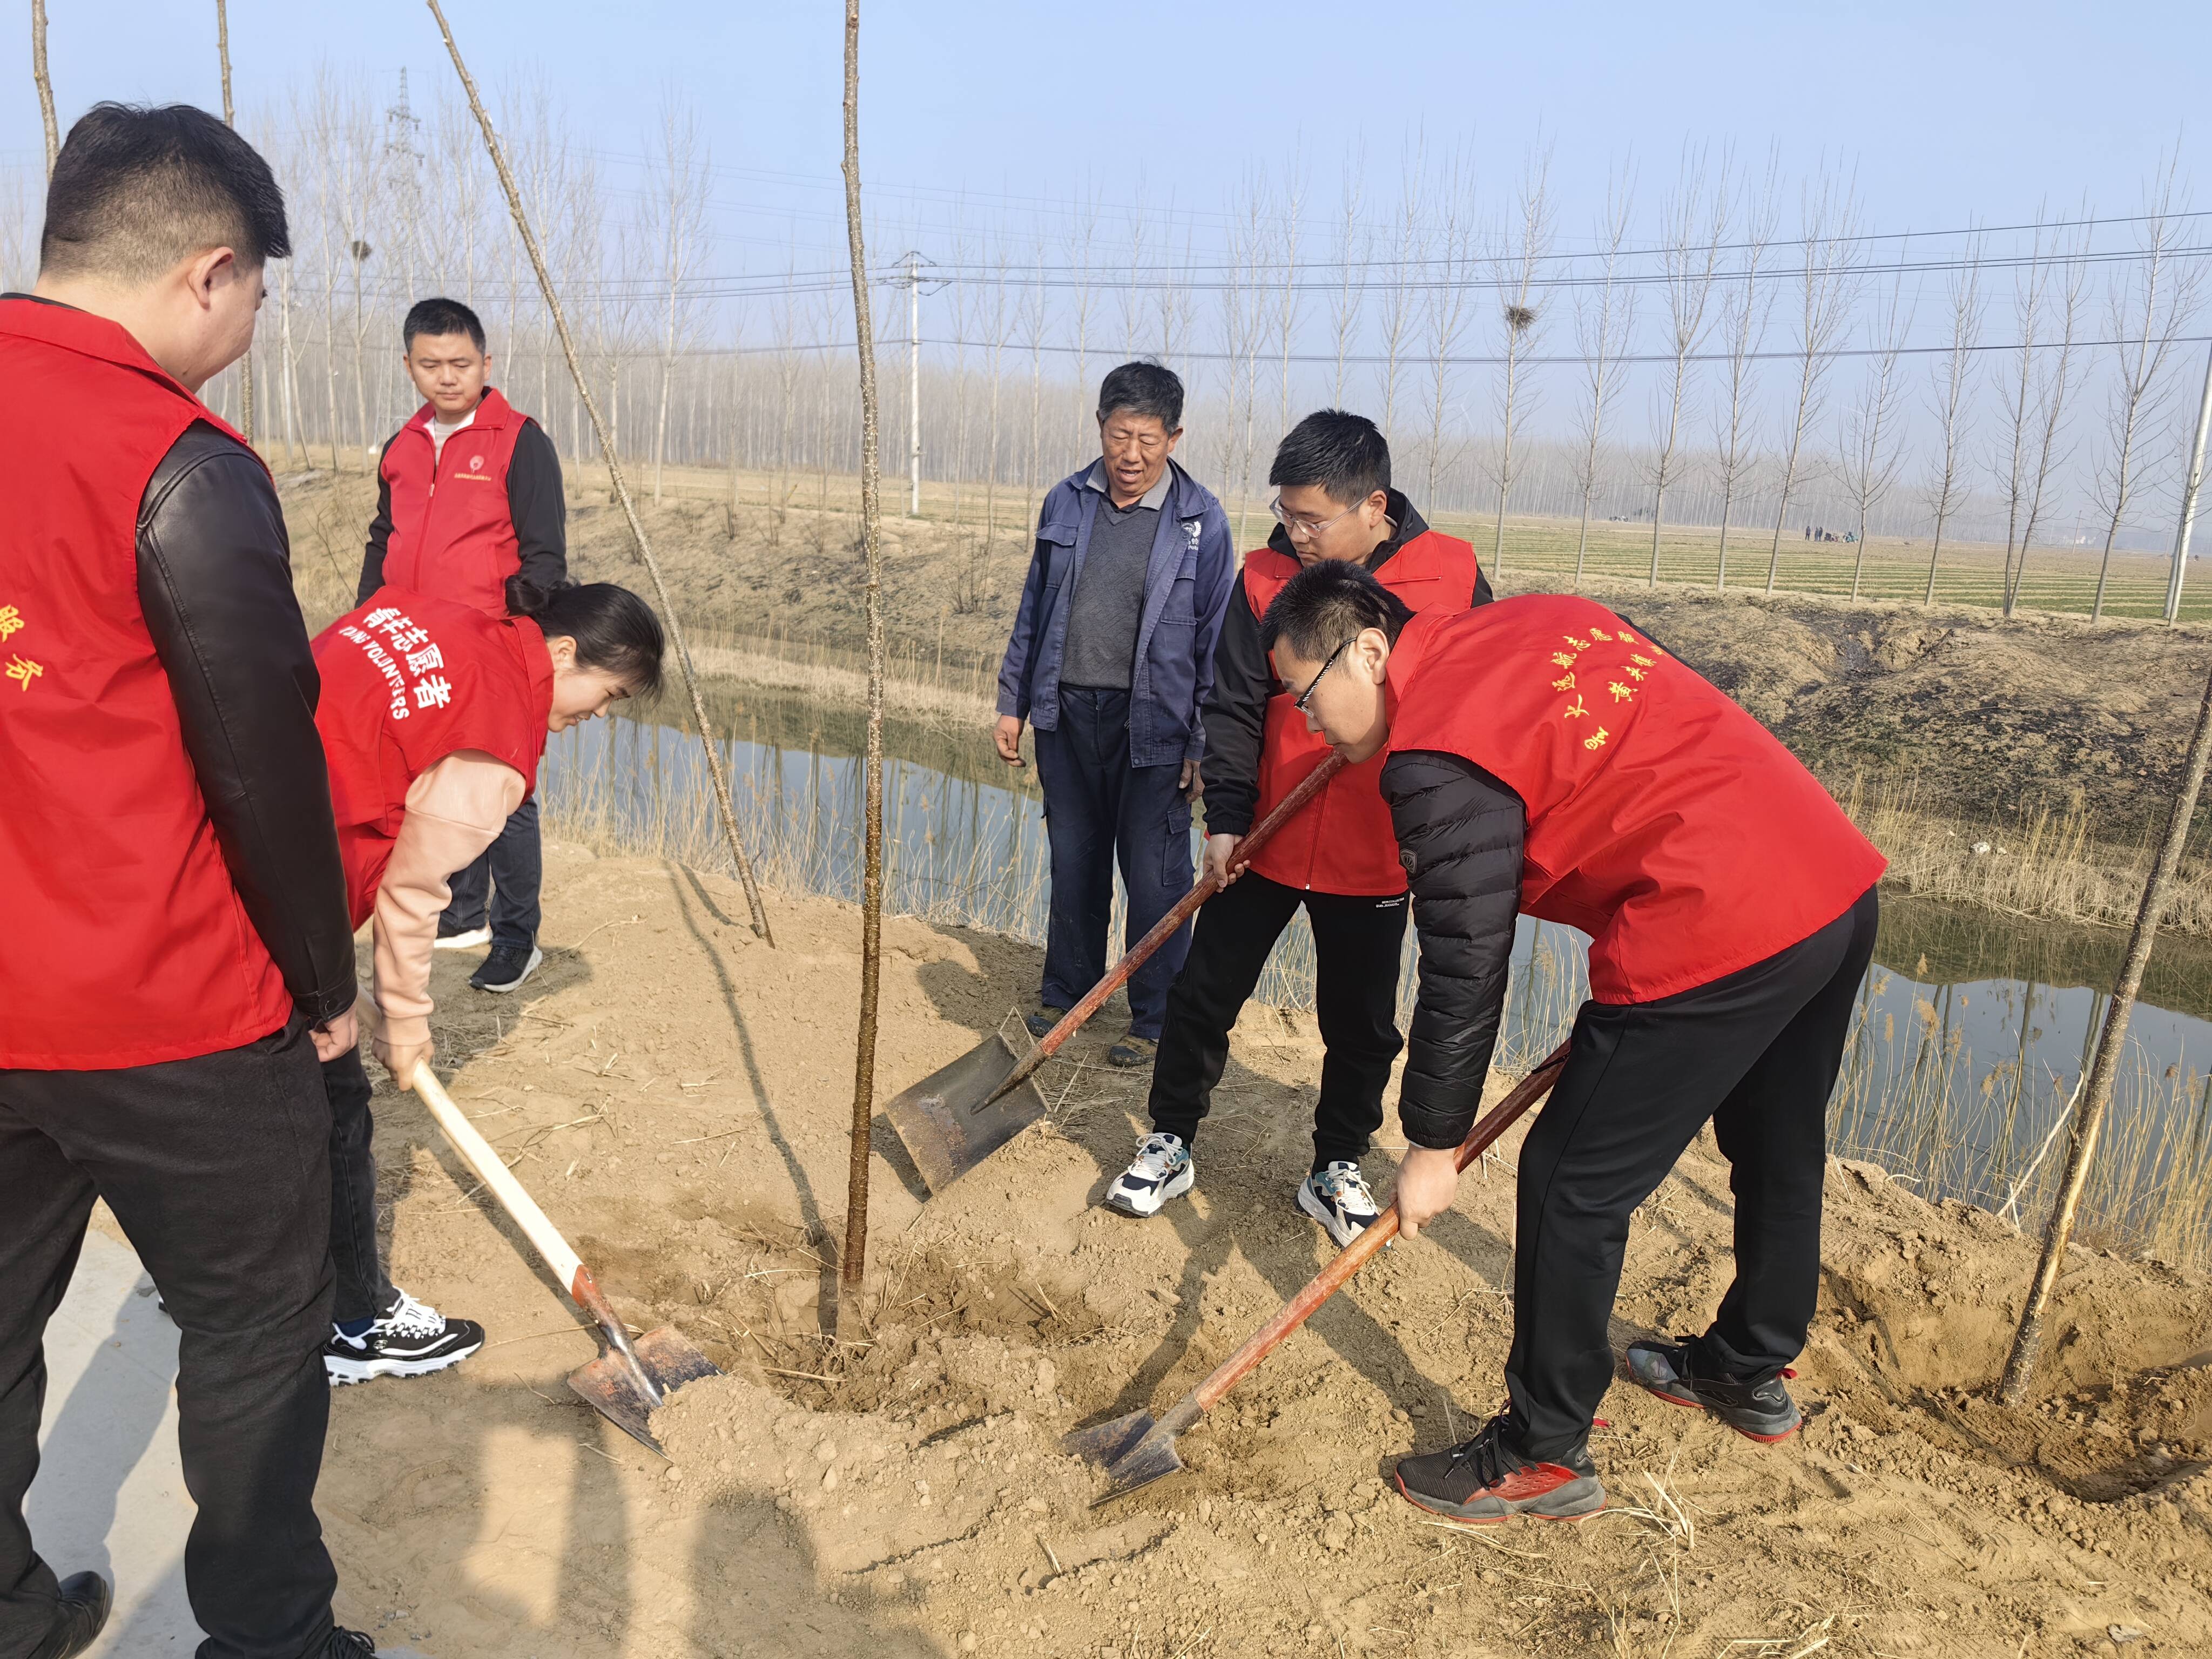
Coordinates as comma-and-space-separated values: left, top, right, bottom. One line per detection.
648, 95, 709, 502
1711, 153, 1778, 590
1327, 153, 1367, 406
2092, 161, 2199, 622
213, 0, 255, 446
1765, 167, 1862, 592
1840, 271, 1913, 597
2005, 220, 2093, 617
1273, 153, 1308, 442
1921, 227, 1985, 603
1374, 144, 1424, 437
1569, 168, 1636, 585
1646, 146, 1728, 585
1418, 146, 1477, 510
1487, 146, 1554, 566
837, 0, 889, 1314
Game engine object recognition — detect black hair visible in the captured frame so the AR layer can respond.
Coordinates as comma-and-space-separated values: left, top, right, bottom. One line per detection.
1097, 360, 1184, 432
1269, 409, 1391, 507
42, 102, 289, 283
506, 578, 666, 700
404, 296, 488, 352
1260, 559, 1413, 663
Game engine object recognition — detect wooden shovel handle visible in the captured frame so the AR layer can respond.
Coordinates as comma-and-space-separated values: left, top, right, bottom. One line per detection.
411, 1065, 586, 1284
992, 751, 1350, 1100
1190, 1041, 1572, 1414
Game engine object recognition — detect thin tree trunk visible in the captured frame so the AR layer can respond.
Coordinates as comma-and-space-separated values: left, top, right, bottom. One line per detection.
836, 0, 888, 1324
2001, 659, 2212, 1401
214, 0, 254, 446
32, 0, 57, 179
424, 0, 775, 949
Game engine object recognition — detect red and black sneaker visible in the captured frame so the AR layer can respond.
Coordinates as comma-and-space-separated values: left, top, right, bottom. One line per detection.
1393, 1414, 1607, 1526
1623, 1337, 1801, 1442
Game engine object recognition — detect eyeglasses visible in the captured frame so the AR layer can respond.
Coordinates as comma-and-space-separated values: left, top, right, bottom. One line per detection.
1269, 496, 1363, 540
1293, 640, 1348, 714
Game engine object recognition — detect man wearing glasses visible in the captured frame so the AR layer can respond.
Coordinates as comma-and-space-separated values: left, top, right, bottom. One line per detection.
995, 363, 1236, 1067
1103, 410, 1490, 1242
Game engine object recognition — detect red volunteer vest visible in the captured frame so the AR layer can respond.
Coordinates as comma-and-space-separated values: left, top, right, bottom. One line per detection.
376, 387, 531, 616
1386, 596, 1887, 1003
1242, 530, 1482, 895
0, 299, 294, 1067
313, 586, 554, 928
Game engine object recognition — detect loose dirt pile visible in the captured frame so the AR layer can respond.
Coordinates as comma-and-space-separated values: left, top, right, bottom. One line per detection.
312, 846, 2212, 1657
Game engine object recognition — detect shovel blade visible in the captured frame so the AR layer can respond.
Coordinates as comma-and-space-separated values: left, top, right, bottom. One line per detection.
883, 1029, 1049, 1193
568, 1325, 723, 1454
1062, 1411, 1189, 1502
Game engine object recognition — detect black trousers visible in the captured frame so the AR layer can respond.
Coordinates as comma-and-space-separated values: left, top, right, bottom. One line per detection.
0, 1018, 339, 1659
1033, 687, 1195, 1041
443, 795, 542, 950
1148, 870, 1408, 1170
323, 1049, 395, 1328
1505, 886, 1880, 1463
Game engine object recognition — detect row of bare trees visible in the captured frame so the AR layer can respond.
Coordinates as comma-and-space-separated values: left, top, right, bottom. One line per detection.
1, 79, 2204, 611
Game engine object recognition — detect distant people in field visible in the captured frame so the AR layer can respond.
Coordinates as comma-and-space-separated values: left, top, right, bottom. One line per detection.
358, 296, 568, 999
994, 362, 1235, 1067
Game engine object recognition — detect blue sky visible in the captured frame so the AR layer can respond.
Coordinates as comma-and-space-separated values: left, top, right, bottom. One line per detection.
2, 1, 2200, 268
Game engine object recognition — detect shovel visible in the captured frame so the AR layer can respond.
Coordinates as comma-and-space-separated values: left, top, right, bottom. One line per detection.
409, 1065, 720, 1453
884, 751, 1350, 1193
1064, 1040, 1572, 1501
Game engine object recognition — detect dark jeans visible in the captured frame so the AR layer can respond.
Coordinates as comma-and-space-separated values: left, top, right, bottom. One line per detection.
1504, 886, 1881, 1464
0, 1018, 339, 1659
1149, 871, 1407, 1169
1032, 686, 1193, 1041
442, 796, 542, 949
323, 1049, 395, 1328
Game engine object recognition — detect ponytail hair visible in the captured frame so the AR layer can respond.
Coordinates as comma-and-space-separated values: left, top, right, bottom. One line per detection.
505, 576, 666, 700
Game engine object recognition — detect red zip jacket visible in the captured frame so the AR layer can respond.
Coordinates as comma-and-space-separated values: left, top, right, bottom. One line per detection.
313, 586, 553, 927
369, 388, 542, 616
1385, 595, 1887, 1004
1239, 528, 1482, 894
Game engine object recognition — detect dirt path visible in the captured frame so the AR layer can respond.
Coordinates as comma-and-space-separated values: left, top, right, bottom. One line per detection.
318, 845, 2212, 1657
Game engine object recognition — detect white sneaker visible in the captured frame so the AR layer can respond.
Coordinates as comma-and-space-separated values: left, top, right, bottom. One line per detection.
1103, 1132, 1195, 1218
1298, 1161, 1382, 1247
433, 926, 492, 950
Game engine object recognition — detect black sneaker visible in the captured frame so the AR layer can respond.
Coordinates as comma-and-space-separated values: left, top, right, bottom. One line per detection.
25, 1571, 110, 1659
1623, 1336, 1802, 1442
1107, 1033, 1157, 1069
470, 943, 543, 994
1024, 1004, 1069, 1040
1394, 1414, 1606, 1526
319, 1631, 379, 1658
325, 1289, 485, 1386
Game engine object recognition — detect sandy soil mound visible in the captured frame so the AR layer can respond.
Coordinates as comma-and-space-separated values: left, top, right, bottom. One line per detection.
307, 846, 2212, 1657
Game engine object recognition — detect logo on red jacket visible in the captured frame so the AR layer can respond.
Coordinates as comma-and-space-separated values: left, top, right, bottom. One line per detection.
469, 453, 485, 471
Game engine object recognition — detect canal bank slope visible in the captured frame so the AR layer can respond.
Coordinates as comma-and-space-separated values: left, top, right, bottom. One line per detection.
300, 845, 2212, 1657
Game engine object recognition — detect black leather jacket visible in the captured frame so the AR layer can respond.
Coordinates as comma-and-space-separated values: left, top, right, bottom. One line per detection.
138, 421, 357, 1027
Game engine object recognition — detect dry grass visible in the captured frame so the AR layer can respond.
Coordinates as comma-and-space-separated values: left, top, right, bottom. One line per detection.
1842, 771, 2212, 936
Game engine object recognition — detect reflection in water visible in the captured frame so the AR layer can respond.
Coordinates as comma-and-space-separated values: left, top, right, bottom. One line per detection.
543, 704, 2212, 1264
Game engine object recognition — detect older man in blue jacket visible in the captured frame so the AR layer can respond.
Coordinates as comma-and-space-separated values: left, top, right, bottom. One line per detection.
995, 361, 1234, 1067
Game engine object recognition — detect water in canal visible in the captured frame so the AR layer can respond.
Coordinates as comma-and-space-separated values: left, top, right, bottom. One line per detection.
541, 686, 2212, 1260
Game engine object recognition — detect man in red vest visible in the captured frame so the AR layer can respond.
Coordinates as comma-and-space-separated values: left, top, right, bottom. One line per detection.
1263, 560, 1884, 1526
357, 296, 566, 998
1106, 413, 1491, 1246
0, 104, 382, 1658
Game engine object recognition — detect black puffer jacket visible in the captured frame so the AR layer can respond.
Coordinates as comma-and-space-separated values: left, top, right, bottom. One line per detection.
139, 421, 358, 1027
1379, 750, 1527, 1149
